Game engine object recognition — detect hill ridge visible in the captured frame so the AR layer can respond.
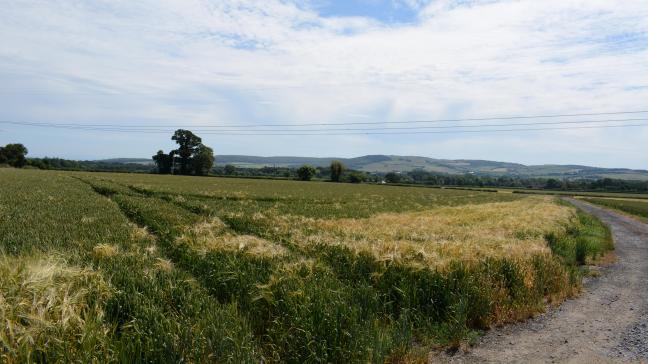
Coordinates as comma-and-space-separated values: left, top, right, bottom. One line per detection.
96, 155, 648, 180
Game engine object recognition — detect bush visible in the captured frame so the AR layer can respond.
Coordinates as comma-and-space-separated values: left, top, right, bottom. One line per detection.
297, 165, 317, 181
346, 172, 366, 183
224, 164, 237, 175
0, 143, 28, 168
384, 172, 401, 184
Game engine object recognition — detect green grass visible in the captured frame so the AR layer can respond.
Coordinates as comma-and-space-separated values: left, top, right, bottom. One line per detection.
510, 189, 648, 199
0, 169, 614, 362
546, 206, 614, 265
581, 197, 648, 222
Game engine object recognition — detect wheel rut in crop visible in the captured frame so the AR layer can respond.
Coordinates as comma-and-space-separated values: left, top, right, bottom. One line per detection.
78, 177, 287, 308
437, 198, 648, 363
78, 178, 216, 287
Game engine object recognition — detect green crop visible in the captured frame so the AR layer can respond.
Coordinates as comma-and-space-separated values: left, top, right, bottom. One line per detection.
0, 169, 612, 362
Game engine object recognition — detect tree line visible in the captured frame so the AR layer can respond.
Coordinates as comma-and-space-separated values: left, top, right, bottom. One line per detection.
3, 136, 648, 193
27, 158, 152, 173
389, 169, 648, 192
0, 143, 154, 172
215, 160, 370, 183
213, 163, 648, 192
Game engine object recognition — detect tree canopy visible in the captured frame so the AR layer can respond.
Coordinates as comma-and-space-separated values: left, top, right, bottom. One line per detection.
330, 160, 345, 182
171, 129, 203, 175
224, 164, 237, 175
152, 150, 173, 174
0, 144, 28, 168
384, 172, 401, 184
191, 145, 214, 176
297, 165, 317, 181
153, 130, 214, 176
346, 171, 366, 183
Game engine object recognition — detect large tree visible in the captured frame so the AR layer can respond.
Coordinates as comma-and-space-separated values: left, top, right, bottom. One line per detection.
330, 160, 345, 182
152, 150, 173, 174
154, 130, 214, 176
171, 129, 202, 175
0, 143, 28, 168
191, 145, 214, 176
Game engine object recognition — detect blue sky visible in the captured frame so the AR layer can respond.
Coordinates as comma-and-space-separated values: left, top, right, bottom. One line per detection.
312, 0, 423, 23
0, 0, 647, 169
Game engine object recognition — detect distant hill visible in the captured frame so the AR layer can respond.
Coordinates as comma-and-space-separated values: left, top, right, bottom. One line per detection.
214, 155, 648, 180
98, 155, 648, 181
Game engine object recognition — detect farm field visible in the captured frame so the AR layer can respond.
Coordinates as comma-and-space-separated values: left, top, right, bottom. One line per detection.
580, 197, 648, 223
0, 169, 612, 362
440, 186, 648, 200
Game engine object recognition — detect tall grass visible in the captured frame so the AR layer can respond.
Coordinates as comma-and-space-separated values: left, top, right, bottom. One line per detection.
546, 207, 614, 266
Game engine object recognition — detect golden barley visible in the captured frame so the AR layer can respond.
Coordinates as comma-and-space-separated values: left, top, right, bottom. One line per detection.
92, 244, 119, 258
176, 217, 287, 258
154, 258, 174, 272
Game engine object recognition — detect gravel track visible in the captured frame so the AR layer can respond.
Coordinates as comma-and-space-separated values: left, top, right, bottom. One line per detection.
435, 198, 648, 364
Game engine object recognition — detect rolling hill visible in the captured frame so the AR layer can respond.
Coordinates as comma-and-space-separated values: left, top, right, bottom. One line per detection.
98, 155, 648, 180
211, 155, 648, 180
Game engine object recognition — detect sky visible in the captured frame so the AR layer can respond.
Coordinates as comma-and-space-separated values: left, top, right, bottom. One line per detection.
1, 0, 647, 168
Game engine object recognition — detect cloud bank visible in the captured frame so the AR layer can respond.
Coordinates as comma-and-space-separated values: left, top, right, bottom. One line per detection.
0, 0, 647, 168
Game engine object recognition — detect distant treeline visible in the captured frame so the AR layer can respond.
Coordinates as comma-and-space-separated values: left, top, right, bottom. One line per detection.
396, 169, 648, 192
7, 146, 647, 193
26, 157, 153, 173
213, 164, 377, 183
213, 165, 648, 192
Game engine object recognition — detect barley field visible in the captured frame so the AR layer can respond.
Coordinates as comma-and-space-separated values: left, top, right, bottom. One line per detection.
0, 169, 612, 362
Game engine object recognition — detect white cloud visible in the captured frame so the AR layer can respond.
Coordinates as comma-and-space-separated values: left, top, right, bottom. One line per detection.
0, 0, 647, 167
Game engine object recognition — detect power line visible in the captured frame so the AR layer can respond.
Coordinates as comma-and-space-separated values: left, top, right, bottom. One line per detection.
4, 117, 648, 133
166, 124, 648, 136
108, 118, 648, 132
172, 124, 648, 136
2, 110, 648, 130
1, 119, 646, 135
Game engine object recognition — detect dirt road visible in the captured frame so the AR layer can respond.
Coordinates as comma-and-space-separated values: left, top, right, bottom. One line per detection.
437, 199, 648, 363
